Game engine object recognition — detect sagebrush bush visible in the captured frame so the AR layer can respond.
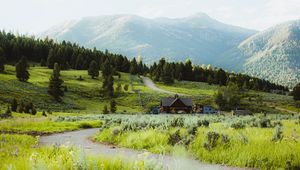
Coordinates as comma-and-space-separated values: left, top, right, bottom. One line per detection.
272, 125, 283, 142
168, 129, 181, 146
203, 131, 220, 151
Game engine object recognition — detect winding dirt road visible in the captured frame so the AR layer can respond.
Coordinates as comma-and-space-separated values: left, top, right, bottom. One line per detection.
140, 76, 186, 96
39, 128, 247, 170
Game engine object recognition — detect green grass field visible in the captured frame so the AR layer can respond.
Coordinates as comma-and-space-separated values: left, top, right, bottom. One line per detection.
90, 114, 300, 169
1, 64, 300, 169
0, 133, 156, 170
0, 65, 167, 114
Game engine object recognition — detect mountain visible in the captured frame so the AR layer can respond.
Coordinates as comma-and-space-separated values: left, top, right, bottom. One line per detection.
219, 20, 300, 88
40, 13, 256, 64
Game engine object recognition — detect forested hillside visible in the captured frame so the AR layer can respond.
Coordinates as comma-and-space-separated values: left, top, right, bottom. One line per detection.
40, 13, 256, 64
219, 20, 300, 88
0, 31, 288, 92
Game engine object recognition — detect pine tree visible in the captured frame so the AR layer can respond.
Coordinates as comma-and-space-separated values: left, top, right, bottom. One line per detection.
101, 59, 114, 98
16, 56, 30, 82
0, 47, 5, 73
88, 60, 99, 79
292, 83, 300, 101
40, 58, 47, 67
11, 98, 18, 112
17, 101, 25, 113
130, 58, 138, 75
110, 100, 117, 113
47, 48, 55, 69
105, 75, 114, 98
162, 63, 174, 84
48, 63, 64, 102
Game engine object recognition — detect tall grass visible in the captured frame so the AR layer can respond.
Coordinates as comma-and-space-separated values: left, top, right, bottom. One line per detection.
0, 134, 158, 170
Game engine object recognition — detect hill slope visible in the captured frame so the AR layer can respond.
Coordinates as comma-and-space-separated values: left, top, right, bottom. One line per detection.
219, 20, 300, 88
40, 13, 256, 64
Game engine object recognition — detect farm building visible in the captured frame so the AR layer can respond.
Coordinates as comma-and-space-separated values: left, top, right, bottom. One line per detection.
160, 95, 193, 113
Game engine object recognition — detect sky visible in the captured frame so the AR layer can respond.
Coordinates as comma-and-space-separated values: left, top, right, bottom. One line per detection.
1, 0, 300, 34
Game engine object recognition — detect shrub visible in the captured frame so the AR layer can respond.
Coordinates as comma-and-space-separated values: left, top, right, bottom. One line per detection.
42, 111, 47, 117
203, 131, 220, 151
221, 134, 230, 144
168, 129, 181, 146
230, 120, 246, 129
78, 122, 93, 129
272, 125, 283, 142
197, 120, 210, 127
111, 127, 121, 136
188, 126, 198, 136
170, 117, 184, 127
259, 118, 272, 128
123, 84, 129, 91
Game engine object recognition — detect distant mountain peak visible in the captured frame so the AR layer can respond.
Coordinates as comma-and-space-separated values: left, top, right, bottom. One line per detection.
188, 12, 210, 19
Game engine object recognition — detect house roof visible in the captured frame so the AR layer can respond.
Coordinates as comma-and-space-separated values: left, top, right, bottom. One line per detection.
161, 97, 193, 107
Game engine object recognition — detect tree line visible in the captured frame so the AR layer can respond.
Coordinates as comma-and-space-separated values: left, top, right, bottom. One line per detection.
0, 30, 289, 94
0, 31, 148, 74
149, 58, 289, 92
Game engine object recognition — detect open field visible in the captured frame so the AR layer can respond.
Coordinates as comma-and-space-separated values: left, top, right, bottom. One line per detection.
0, 65, 167, 114
0, 133, 156, 170
88, 114, 300, 169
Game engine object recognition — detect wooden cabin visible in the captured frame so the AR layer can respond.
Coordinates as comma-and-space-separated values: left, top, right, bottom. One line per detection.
160, 95, 193, 113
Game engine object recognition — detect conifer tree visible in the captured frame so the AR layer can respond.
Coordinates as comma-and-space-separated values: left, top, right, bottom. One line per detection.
48, 63, 64, 102
47, 48, 55, 69
162, 63, 174, 84
40, 58, 47, 67
292, 83, 300, 101
130, 58, 138, 75
0, 47, 5, 73
88, 60, 99, 79
11, 98, 18, 112
101, 59, 114, 98
16, 56, 30, 82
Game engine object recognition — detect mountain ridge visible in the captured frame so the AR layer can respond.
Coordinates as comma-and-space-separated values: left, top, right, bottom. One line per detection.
40, 13, 256, 64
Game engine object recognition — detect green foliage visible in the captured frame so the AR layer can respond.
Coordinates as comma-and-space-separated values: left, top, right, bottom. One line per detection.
272, 125, 283, 142
168, 129, 182, 146
48, 63, 64, 102
11, 98, 18, 112
292, 83, 300, 101
203, 131, 220, 151
0, 134, 154, 170
0, 47, 5, 73
15, 56, 30, 82
110, 100, 117, 113
214, 82, 241, 111
88, 60, 99, 79
123, 84, 129, 91
103, 105, 109, 114
161, 63, 174, 84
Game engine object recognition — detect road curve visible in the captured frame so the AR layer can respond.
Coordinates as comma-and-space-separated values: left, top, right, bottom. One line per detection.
140, 76, 185, 96
39, 128, 248, 170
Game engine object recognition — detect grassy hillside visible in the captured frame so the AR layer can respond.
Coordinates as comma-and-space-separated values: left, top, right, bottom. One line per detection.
0, 64, 299, 114
0, 65, 173, 114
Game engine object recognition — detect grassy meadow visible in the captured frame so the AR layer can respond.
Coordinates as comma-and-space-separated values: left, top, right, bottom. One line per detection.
0, 65, 167, 114
0, 134, 157, 170
90, 114, 300, 169
1, 64, 300, 169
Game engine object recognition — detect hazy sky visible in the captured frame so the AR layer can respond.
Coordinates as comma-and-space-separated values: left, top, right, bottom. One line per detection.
1, 0, 300, 34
